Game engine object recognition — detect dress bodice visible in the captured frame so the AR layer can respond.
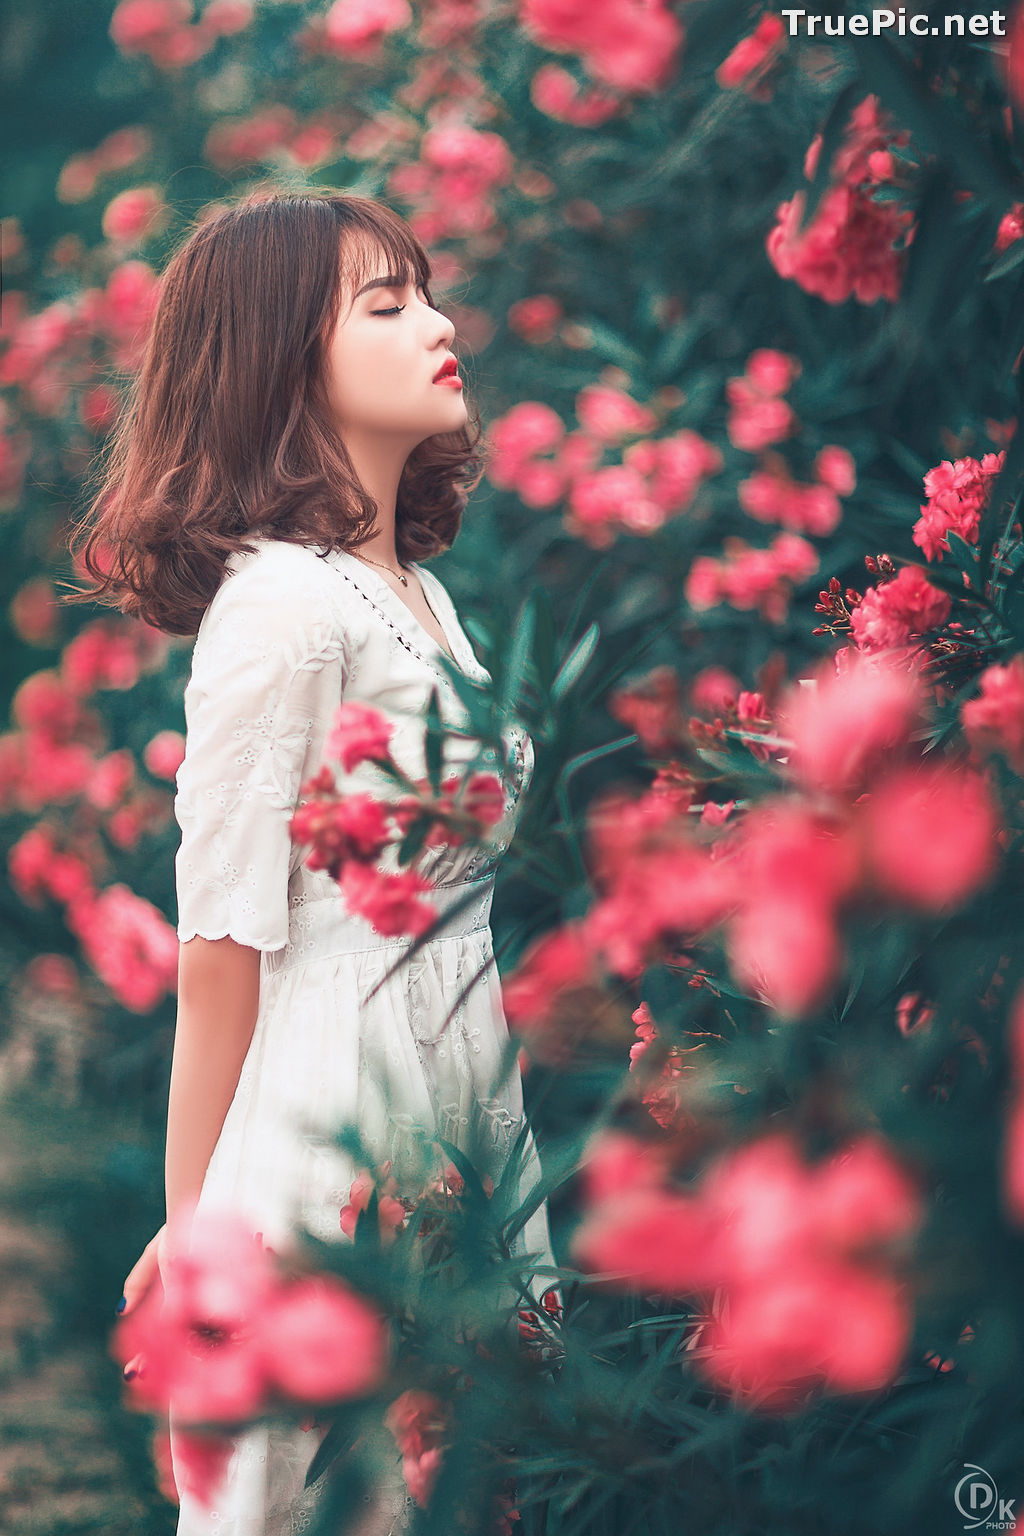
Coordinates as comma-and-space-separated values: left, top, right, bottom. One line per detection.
173, 535, 534, 959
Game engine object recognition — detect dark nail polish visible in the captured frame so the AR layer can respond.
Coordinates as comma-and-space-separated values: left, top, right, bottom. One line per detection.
116, 1295, 127, 1315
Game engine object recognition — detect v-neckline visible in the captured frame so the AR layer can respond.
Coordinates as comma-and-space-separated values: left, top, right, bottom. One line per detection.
326, 548, 471, 677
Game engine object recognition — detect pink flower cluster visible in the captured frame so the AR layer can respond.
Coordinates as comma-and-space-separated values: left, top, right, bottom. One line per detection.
716, 12, 786, 97
205, 107, 341, 171
1, 260, 161, 427
911, 451, 1005, 561
767, 95, 915, 305
628, 1001, 704, 1131
519, 0, 684, 94
291, 702, 504, 938
685, 532, 819, 623
487, 394, 723, 547
849, 564, 951, 655
530, 64, 623, 126
385, 1389, 450, 1507
505, 653, 1000, 1027
113, 1203, 388, 1509
102, 187, 167, 247
57, 126, 152, 204
738, 461, 850, 537
110, 0, 253, 70
388, 124, 514, 242
726, 348, 800, 451
573, 1128, 922, 1407
319, 0, 411, 57
962, 654, 1024, 775
995, 201, 1024, 254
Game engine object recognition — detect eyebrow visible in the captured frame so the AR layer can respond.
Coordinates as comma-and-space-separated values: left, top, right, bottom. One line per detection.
354, 273, 415, 298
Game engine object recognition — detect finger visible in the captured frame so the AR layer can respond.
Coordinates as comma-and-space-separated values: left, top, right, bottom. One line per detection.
122, 1352, 146, 1381
120, 1238, 163, 1315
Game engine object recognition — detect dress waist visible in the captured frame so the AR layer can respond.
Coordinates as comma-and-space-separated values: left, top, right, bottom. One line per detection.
264, 872, 496, 974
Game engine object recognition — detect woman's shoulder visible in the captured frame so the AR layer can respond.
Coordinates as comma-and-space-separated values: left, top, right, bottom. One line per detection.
198, 535, 354, 644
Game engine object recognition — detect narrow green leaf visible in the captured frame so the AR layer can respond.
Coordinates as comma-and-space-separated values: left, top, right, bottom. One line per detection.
552, 622, 599, 702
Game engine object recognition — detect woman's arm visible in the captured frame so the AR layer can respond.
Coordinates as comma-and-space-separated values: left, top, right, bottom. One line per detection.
165, 934, 262, 1222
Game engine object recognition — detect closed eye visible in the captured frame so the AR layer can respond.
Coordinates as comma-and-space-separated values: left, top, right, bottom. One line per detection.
369, 284, 442, 318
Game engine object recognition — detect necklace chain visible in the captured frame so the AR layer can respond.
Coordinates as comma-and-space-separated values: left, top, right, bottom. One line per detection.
351, 549, 408, 586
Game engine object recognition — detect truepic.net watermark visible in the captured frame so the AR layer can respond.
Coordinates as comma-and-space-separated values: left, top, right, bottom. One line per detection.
780, 9, 1006, 35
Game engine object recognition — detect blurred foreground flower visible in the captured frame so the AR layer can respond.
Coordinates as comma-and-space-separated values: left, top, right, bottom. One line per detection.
574, 1129, 923, 1409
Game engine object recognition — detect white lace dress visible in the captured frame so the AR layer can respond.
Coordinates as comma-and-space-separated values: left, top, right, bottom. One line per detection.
167, 535, 553, 1536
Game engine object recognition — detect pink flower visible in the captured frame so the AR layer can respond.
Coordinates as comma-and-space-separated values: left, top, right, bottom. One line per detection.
703, 1259, 913, 1405
850, 566, 951, 654
507, 294, 563, 342
259, 1276, 389, 1401
779, 652, 923, 794
327, 702, 394, 771
169, 1428, 235, 1511
962, 653, 1024, 774
737, 467, 841, 535
530, 65, 622, 126
101, 187, 166, 246
144, 729, 186, 780
690, 665, 740, 714
519, 0, 683, 94
728, 898, 840, 1020
814, 445, 857, 495
385, 1391, 449, 1508
574, 1128, 921, 1404
9, 578, 59, 645
459, 770, 505, 826
745, 348, 800, 395
912, 451, 1005, 561
726, 386, 796, 452
995, 201, 1024, 253
716, 12, 786, 92
724, 800, 861, 1017
767, 183, 913, 305
685, 534, 819, 624
502, 923, 598, 1032
114, 1205, 283, 1425
67, 883, 179, 1012
575, 384, 657, 442
115, 1205, 388, 1450
110, 0, 192, 53
861, 763, 999, 910
339, 860, 437, 936
487, 401, 565, 483
323, 0, 412, 54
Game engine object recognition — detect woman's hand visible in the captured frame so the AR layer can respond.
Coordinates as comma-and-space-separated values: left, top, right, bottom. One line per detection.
118, 1224, 170, 1380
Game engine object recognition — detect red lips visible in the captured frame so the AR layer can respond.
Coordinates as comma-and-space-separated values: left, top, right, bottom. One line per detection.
433, 356, 459, 382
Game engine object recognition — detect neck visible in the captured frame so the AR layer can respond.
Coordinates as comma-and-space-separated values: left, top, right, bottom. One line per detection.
342, 432, 412, 566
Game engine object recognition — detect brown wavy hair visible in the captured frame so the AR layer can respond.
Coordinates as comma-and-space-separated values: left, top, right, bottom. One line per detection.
64, 190, 486, 636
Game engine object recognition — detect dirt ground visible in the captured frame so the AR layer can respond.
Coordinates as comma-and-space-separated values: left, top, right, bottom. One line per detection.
0, 1084, 175, 1535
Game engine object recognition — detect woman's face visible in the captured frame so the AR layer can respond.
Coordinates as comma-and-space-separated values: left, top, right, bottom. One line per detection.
323, 243, 468, 451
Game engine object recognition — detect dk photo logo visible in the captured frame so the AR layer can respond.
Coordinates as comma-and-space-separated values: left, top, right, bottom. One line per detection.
954, 1464, 1017, 1531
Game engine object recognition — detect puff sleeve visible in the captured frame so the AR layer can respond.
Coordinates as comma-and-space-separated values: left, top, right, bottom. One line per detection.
173, 545, 351, 953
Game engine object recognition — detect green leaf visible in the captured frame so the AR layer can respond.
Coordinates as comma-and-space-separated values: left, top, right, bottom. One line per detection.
945, 530, 980, 582
798, 81, 865, 235
500, 592, 538, 715
424, 683, 444, 796
552, 622, 599, 702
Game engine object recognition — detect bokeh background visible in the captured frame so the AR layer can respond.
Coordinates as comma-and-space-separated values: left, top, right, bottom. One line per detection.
5, 1, 1024, 1531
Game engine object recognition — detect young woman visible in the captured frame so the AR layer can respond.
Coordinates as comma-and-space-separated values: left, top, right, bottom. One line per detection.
70, 190, 554, 1535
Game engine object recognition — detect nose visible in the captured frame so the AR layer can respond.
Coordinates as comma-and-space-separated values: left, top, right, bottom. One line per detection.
423, 296, 456, 351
